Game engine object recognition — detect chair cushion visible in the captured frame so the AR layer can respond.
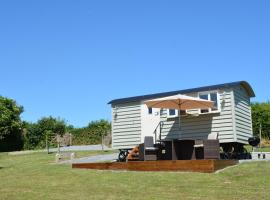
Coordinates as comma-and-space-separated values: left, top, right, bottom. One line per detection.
194, 144, 204, 148
145, 147, 158, 151
208, 132, 218, 140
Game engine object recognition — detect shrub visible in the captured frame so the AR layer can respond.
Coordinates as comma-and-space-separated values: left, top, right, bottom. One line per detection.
71, 120, 111, 145
23, 117, 66, 150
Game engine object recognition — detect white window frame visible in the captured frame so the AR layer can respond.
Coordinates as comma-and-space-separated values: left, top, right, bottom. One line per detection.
167, 109, 187, 118
198, 90, 221, 114
148, 107, 153, 115
167, 109, 178, 118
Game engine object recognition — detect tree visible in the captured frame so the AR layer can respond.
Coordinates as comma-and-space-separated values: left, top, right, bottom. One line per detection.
87, 119, 111, 136
23, 116, 66, 149
37, 116, 66, 136
251, 102, 270, 139
71, 119, 111, 145
0, 96, 24, 151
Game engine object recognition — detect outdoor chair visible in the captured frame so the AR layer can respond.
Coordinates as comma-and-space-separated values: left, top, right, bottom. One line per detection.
143, 136, 159, 161
194, 132, 220, 159
194, 132, 219, 147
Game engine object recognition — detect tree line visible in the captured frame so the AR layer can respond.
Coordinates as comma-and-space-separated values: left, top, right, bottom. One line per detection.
251, 102, 270, 139
1, 95, 270, 152
0, 96, 111, 152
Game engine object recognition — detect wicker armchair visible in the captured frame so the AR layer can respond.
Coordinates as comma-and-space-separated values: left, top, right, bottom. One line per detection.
194, 133, 220, 159
143, 136, 159, 161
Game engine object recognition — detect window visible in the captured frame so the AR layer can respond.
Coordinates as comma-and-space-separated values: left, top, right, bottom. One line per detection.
167, 109, 178, 118
210, 93, 218, 111
180, 110, 187, 115
169, 109, 176, 116
167, 109, 187, 118
199, 91, 220, 114
148, 107, 153, 114
199, 94, 209, 113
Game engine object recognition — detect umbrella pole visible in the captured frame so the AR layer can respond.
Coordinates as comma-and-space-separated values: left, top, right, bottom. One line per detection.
178, 110, 181, 135
178, 103, 181, 138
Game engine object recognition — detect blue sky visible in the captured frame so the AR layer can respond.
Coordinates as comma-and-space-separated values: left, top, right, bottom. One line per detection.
0, 1, 269, 127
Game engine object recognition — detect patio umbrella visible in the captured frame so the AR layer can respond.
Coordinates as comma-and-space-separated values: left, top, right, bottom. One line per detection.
144, 94, 214, 130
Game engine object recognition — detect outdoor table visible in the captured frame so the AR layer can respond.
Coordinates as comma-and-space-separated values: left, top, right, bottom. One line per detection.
159, 139, 196, 160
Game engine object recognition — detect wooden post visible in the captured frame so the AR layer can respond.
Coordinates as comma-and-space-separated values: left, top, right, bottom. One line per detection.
57, 142, 60, 154
159, 122, 162, 142
101, 133, 104, 151
46, 134, 49, 154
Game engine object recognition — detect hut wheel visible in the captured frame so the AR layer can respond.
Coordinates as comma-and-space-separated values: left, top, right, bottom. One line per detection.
118, 150, 128, 162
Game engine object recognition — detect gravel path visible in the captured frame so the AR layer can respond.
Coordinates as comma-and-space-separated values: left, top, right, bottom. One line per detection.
8, 145, 112, 155
49, 144, 111, 152
59, 153, 119, 164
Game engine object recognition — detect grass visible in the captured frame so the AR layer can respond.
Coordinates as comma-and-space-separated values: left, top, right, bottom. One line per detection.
245, 145, 270, 152
254, 147, 270, 152
0, 152, 270, 200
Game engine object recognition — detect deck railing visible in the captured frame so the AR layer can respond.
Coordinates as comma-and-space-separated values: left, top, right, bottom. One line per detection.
153, 121, 163, 143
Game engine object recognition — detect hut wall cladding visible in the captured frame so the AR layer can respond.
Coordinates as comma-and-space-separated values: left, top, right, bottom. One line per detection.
233, 86, 253, 144
112, 102, 142, 149
160, 89, 235, 143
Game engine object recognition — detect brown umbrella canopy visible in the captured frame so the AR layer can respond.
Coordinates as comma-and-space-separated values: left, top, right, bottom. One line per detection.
145, 94, 214, 131
144, 94, 214, 110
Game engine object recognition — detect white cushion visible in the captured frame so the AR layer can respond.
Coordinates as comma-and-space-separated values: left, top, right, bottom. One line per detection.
194, 144, 204, 148
208, 132, 218, 140
145, 147, 157, 151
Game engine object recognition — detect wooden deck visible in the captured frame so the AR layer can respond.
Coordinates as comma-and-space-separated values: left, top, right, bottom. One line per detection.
72, 160, 238, 173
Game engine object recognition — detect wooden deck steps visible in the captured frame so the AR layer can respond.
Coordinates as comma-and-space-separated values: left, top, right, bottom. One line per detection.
127, 145, 139, 161
72, 160, 238, 173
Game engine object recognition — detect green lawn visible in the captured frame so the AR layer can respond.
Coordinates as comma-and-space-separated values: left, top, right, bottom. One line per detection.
245, 145, 270, 152
0, 152, 270, 200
